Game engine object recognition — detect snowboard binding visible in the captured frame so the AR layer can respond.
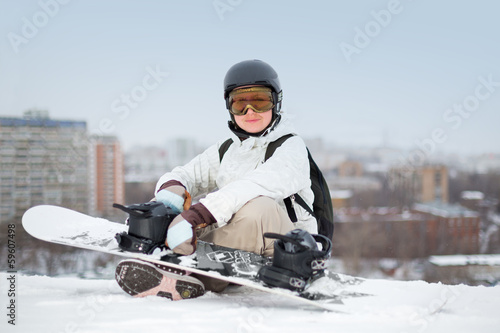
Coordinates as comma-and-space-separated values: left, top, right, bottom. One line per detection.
114, 202, 178, 254
257, 229, 332, 292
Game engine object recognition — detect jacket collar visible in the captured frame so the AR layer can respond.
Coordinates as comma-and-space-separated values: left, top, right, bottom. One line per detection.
228, 114, 281, 140
228, 113, 296, 147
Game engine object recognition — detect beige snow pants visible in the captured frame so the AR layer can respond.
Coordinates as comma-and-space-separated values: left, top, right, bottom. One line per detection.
193, 196, 294, 292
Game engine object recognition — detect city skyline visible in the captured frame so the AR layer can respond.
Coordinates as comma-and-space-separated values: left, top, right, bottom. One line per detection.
1, 1, 499, 156
6, 109, 500, 179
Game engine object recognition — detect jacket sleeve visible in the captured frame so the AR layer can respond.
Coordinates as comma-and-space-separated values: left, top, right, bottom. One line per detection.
200, 136, 311, 226
155, 142, 222, 199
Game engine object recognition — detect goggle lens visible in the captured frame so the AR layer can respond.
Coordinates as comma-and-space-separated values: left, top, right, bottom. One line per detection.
228, 87, 274, 116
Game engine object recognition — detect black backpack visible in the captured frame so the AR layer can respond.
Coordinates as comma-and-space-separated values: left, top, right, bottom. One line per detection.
218, 134, 334, 240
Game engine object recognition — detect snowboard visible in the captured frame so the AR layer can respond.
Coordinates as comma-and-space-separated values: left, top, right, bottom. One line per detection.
22, 205, 367, 312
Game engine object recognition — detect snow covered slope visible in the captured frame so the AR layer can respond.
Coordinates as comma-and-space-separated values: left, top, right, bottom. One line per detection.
2, 272, 499, 333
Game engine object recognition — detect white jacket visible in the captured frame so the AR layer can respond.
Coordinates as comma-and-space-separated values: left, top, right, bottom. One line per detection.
155, 115, 317, 233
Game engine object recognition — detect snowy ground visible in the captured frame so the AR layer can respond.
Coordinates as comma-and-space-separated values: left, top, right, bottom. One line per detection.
2, 272, 500, 333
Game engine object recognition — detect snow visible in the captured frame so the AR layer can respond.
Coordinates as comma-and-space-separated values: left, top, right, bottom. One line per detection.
2, 272, 500, 333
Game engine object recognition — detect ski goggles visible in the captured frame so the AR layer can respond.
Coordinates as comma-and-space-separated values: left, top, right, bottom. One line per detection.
227, 87, 275, 116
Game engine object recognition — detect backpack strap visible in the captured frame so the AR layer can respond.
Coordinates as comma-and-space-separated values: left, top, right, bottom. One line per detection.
293, 193, 314, 217
262, 134, 314, 222
219, 134, 295, 163
219, 138, 234, 162
264, 134, 295, 162
262, 133, 297, 221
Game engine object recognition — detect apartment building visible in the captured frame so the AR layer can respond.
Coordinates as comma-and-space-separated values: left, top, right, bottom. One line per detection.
0, 111, 125, 222
0, 111, 88, 221
388, 164, 449, 206
89, 135, 125, 219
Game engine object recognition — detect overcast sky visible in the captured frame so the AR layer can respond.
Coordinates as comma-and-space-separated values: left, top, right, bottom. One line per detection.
1, 0, 499, 155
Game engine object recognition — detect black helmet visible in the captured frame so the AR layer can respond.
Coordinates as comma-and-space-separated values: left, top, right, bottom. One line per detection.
224, 59, 283, 114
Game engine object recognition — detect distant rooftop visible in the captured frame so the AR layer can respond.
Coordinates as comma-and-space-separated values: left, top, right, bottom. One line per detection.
429, 254, 500, 267
0, 110, 86, 129
461, 191, 485, 201
413, 201, 479, 218
330, 189, 353, 199
335, 207, 425, 223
